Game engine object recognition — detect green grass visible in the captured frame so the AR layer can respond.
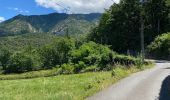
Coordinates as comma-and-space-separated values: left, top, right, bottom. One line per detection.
0, 72, 111, 100
0, 64, 154, 100
0, 69, 58, 80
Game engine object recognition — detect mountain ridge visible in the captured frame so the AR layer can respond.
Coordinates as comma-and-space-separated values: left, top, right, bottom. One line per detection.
0, 13, 102, 36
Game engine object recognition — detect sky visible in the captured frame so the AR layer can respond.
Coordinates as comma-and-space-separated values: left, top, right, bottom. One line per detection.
0, 0, 119, 22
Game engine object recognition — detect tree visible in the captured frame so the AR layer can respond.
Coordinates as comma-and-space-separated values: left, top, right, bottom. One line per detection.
0, 49, 11, 70
6, 52, 34, 73
144, 0, 169, 43
39, 38, 75, 68
89, 0, 170, 54
147, 33, 170, 60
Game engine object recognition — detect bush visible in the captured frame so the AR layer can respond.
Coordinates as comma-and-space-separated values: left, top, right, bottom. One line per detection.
6, 52, 34, 73
39, 38, 75, 68
0, 49, 11, 70
74, 61, 86, 73
5, 46, 41, 73
71, 41, 113, 69
113, 54, 138, 66
0, 38, 141, 74
59, 63, 74, 74
148, 33, 170, 60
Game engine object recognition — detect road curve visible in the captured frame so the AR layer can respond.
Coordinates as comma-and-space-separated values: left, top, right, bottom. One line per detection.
87, 60, 170, 100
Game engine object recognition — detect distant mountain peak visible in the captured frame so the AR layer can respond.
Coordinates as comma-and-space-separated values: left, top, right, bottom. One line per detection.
0, 12, 102, 36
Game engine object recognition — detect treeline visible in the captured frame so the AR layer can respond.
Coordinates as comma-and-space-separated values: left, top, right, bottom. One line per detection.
88, 0, 170, 53
0, 37, 141, 74
0, 33, 56, 52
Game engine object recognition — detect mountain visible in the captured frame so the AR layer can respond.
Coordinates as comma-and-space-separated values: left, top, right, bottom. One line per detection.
0, 13, 102, 36
0, 33, 57, 51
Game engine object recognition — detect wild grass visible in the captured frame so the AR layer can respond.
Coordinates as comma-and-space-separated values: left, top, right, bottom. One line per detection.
0, 64, 154, 100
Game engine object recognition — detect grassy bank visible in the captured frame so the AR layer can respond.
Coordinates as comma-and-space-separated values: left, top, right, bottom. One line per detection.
0, 64, 153, 100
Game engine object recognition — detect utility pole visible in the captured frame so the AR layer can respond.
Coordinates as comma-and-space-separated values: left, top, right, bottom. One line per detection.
140, 0, 146, 64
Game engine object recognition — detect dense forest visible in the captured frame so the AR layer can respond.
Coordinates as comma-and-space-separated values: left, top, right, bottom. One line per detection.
89, 0, 170, 54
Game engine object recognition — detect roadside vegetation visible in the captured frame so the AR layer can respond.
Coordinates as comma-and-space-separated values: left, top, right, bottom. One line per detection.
0, 64, 153, 100
0, 36, 145, 75
88, 0, 170, 53
0, 0, 169, 99
148, 33, 170, 60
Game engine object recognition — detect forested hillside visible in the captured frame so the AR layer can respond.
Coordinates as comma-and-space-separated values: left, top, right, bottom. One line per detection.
89, 0, 170, 53
0, 13, 101, 36
0, 33, 57, 51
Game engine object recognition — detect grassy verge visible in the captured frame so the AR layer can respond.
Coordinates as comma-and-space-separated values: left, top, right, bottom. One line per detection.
0, 64, 154, 100
0, 62, 153, 80
0, 69, 58, 80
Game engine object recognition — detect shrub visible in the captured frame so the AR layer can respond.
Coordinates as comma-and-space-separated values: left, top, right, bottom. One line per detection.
39, 38, 75, 68
59, 63, 74, 74
71, 41, 113, 68
74, 61, 86, 73
0, 49, 11, 70
6, 52, 34, 73
148, 33, 170, 60
5, 46, 41, 73
113, 54, 139, 66
38, 45, 60, 68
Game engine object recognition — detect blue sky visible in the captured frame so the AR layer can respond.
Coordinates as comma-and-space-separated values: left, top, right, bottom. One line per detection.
0, 0, 119, 22
0, 0, 56, 20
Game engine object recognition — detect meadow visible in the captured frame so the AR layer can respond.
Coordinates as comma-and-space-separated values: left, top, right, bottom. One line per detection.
0, 65, 152, 100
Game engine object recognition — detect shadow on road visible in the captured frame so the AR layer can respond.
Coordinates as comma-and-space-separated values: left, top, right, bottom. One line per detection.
159, 75, 170, 100
155, 60, 170, 63
164, 67, 170, 69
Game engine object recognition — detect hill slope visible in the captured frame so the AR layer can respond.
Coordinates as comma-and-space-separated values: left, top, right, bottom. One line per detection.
0, 13, 102, 36
0, 33, 57, 51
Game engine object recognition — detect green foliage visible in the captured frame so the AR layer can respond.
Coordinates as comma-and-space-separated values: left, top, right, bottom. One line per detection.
70, 41, 113, 70
0, 33, 56, 52
111, 66, 127, 77
5, 46, 41, 73
39, 38, 75, 68
113, 54, 139, 66
59, 63, 74, 74
0, 72, 112, 100
148, 33, 170, 59
0, 37, 141, 74
0, 64, 153, 100
74, 61, 86, 73
6, 52, 34, 73
0, 49, 11, 70
0, 13, 101, 36
89, 0, 170, 53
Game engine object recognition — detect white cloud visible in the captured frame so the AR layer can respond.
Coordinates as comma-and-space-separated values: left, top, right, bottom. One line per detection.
7, 7, 30, 13
35, 0, 119, 14
0, 17, 5, 23
14, 8, 19, 11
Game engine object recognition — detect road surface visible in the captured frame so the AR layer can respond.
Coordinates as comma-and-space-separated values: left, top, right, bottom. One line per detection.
87, 60, 170, 100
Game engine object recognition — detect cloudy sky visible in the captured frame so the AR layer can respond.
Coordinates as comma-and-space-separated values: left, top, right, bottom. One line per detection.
0, 0, 119, 21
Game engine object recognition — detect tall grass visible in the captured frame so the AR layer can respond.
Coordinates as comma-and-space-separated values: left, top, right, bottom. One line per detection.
0, 64, 154, 100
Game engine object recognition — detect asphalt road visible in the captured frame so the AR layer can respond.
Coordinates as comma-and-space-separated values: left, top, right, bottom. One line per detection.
87, 60, 170, 100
